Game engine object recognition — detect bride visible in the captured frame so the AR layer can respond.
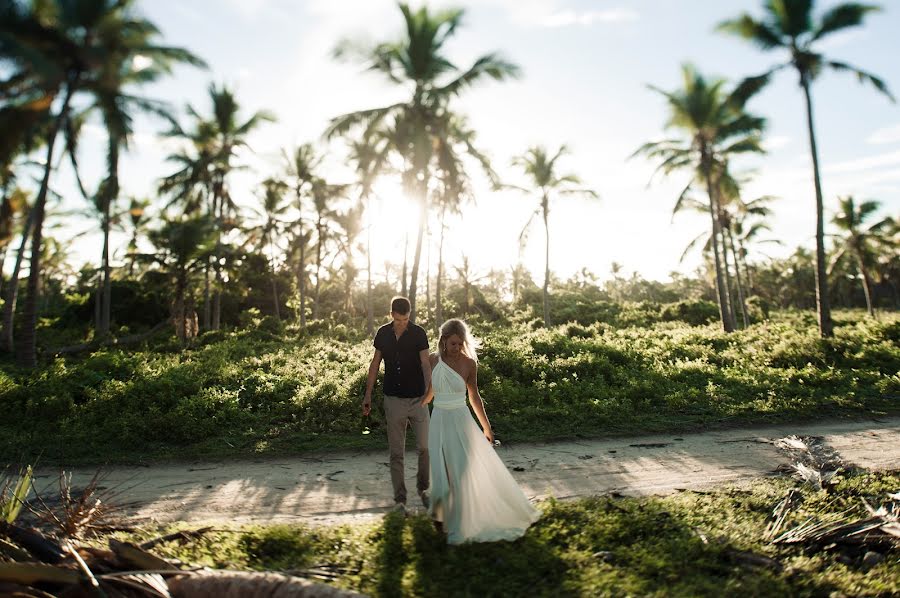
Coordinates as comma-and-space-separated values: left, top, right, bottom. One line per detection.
421, 318, 540, 544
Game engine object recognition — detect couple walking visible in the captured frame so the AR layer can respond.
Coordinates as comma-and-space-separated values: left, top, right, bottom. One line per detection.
363, 296, 539, 545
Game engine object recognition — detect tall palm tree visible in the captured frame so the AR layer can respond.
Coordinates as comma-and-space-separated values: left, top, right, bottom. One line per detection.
89, 34, 203, 337
281, 143, 323, 328
718, 0, 894, 336
165, 83, 274, 330
632, 64, 766, 333
246, 178, 291, 320
347, 132, 390, 334
431, 112, 496, 332
332, 201, 366, 315
327, 2, 519, 321
511, 145, 597, 326
310, 179, 348, 320
828, 197, 893, 317
1, 0, 202, 366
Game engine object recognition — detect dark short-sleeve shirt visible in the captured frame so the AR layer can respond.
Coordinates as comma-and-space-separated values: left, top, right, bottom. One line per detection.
374, 322, 429, 398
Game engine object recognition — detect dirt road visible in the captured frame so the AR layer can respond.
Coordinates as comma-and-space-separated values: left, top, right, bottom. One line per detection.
38, 417, 900, 528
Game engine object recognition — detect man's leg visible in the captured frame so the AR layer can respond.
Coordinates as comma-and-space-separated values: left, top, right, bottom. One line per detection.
409, 397, 430, 501
384, 396, 408, 505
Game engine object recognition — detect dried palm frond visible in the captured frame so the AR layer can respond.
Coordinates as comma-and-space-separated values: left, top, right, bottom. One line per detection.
773, 497, 900, 551
772, 435, 847, 490
765, 488, 802, 540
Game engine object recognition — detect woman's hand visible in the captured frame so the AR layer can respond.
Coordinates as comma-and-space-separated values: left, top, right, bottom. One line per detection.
484, 428, 494, 444
419, 394, 433, 407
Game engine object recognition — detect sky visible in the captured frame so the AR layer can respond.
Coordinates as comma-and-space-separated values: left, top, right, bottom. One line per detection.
37, 0, 900, 285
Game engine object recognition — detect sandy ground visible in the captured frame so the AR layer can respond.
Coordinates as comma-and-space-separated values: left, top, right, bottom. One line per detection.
35, 417, 900, 528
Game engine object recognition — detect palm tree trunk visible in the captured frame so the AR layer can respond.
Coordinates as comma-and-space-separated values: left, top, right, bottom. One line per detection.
365, 196, 373, 336
855, 252, 876, 317
702, 160, 734, 333
99, 209, 112, 336
299, 236, 307, 328
435, 212, 445, 338
202, 261, 210, 330
801, 75, 834, 338
542, 194, 551, 327
313, 220, 323, 320
99, 143, 118, 337
16, 83, 76, 367
0, 209, 34, 353
726, 226, 750, 327
408, 189, 428, 323
401, 232, 408, 296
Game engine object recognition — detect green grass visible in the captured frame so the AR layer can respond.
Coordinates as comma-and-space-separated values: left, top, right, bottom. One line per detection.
116, 470, 900, 597
1, 309, 898, 465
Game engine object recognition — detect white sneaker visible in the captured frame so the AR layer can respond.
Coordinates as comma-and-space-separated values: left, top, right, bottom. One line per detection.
420, 491, 431, 510
392, 502, 407, 516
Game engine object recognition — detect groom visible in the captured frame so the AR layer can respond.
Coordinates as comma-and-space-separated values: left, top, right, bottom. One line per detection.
363, 296, 432, 513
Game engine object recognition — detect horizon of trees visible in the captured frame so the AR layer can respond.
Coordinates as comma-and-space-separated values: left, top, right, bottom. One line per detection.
1, 0, 898, 367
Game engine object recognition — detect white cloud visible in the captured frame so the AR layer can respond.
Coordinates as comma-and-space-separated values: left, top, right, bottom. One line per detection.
762, 135, 791, 151
866, 124, 900, 145
542, 8, 640, 28
824, 150, 900, 174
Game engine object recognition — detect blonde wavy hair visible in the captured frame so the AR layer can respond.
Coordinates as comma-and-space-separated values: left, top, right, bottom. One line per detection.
438, 318, 480, 363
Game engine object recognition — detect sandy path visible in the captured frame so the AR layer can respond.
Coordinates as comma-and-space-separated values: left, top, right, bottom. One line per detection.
36, 417, 900, 528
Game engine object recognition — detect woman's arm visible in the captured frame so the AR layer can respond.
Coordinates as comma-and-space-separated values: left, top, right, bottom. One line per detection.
466, 360, 494, 443
420, 353, 439, 406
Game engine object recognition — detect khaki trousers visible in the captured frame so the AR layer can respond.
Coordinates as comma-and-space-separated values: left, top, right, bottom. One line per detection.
383, 395, 430, 504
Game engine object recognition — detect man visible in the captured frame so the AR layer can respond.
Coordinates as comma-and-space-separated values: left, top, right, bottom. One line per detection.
363, 296, 432, 514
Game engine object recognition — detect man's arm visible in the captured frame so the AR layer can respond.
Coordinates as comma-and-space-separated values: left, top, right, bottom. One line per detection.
419, 348, 432, 401
363, 349, 383, 416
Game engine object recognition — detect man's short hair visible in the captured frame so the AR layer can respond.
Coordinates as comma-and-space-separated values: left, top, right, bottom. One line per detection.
390, 296, 411, 315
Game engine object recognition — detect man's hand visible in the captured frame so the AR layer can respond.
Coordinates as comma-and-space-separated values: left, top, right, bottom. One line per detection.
362, 395, 372, 416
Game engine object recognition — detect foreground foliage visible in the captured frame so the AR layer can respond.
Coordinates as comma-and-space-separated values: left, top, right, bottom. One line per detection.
1, 309, 898, 464
113, 470, 900, 597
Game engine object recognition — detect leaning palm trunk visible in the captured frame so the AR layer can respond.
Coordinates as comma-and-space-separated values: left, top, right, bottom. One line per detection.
801, 75, 834, 337
298, 242, 307, 327
435, 213, 445, 338
401, 232, 408, 296
855, 252, 876, 317
99, 144, 118, 337
365, 195, 373, 335
312, 220, 324, 320
726, 225, 750, 327
202, 261, 211, 330
542, 195, 551, 326
702, 160, 735, 333
719, 232, 737, 328
0, 208, 34, 353
408, 189, 428, 322
17, 83, 76, 367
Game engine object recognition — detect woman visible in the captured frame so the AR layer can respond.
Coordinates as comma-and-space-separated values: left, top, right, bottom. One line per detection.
422, 318, 539, 544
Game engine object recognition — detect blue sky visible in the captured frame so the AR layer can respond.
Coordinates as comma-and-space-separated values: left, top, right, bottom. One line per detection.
49, 0, 900, 284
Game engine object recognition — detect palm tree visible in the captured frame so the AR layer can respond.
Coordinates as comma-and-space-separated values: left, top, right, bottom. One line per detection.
332, 201, 366, 315
718, 0, 894, 336
89, 34, 203, 337
246, 178, 291, 320
327, 2, 519, 321
310, 179, 348, 320
145, 216, 217, 344
281, 144, 323, 328
828, 197, 893, 317
511, 145, 597, 326
632, 64, 766, 333
347, 132, 390, 334
165, 83, 274, 330
431, 112, 496, 332
1, 0, 202, 366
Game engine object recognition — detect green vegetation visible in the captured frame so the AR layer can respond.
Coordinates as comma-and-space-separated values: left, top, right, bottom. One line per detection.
2, 308, 897, 465
117, 470, 900, 597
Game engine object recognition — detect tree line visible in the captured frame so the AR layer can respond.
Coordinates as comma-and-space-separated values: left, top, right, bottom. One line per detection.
1, 0, 897, 368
